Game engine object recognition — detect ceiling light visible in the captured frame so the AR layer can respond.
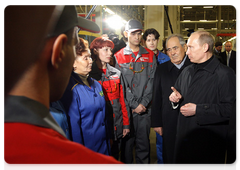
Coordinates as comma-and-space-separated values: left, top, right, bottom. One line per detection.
106, 15, 126, 30
183, 7, 192, 9
203, 6, 213, 8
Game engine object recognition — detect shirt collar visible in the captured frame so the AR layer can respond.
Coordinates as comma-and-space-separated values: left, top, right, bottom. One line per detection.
124, 44, 149, 57
226, 50, 232, 54
168, 55, 191, 71
5, 95, 67, 137
173, 55, 187, 69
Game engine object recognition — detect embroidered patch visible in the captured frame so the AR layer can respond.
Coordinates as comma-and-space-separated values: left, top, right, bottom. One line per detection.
111, 75, 119, 79
99, 91, 104, 97
140, 57, 149, 62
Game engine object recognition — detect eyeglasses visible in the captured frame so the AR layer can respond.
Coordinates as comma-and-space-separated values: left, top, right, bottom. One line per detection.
167, 46, 179, 53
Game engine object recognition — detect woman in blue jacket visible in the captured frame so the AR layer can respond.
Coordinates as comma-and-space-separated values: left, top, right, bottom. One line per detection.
60, 38, 110, 155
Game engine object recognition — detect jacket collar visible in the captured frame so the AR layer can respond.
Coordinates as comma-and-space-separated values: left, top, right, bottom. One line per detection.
71, 71, 93, 85
168, 55, 191, 72
91, 61, 116, 78
201, 55, 220, 74
5, 95, 67, 138
124, 44, 149, 61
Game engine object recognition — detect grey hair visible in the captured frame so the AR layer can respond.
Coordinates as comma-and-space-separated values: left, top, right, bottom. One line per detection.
192, 30, 215, 53
165, 34, 186, 49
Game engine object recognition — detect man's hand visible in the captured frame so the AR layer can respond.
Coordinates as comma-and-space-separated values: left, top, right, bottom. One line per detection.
180, 103, 196, 117
132, 104, 146, 114
153, 127, 163, 136
122, 129, 130, 138
169, 87, 182, 103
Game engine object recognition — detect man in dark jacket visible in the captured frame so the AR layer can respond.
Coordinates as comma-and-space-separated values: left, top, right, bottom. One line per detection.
112, 25, 128, 55
220, 41, 236, 73
169, 31, 236, 163
213, 41, 223, 63
213, 41, 222, 56
151, 34, 191, 163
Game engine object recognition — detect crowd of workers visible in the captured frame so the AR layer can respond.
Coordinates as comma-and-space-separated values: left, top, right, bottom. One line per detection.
5, 5, 236, 164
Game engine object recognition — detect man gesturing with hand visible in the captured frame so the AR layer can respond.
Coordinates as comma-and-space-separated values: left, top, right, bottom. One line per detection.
169, 31, 236, 164
169, 87, 196, 117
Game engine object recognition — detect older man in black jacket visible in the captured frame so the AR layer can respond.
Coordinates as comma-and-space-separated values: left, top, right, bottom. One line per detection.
220, 41, 236, 73
169, 31, 236, 163
151, 34, 191, 163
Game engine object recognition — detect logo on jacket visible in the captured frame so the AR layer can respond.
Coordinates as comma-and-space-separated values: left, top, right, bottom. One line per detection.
140, 57, 149, 62
111, 75, 119, 79
99, 91, 104, 97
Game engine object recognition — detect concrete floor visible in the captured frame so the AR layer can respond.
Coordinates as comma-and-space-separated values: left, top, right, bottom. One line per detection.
149, 128, 158, 164
130, 128, 158, 164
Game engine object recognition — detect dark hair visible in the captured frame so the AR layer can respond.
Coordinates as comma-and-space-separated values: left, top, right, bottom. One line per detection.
142, 28, 160, 41
90, 37, 114, 60
215, 41, 222, 47
75, 37, 89, 56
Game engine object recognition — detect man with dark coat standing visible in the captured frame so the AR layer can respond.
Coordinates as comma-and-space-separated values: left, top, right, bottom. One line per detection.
220, 41, 236, 73
151, 34, 191, 163
213, 41, 222, 56
169, 31, 236, 163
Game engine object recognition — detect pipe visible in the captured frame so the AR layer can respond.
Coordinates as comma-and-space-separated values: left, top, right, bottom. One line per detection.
85, 5, 97, 19
164, 5, 173, 34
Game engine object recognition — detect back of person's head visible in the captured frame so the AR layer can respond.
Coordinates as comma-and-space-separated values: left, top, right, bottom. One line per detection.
5, 6, 58, 96
166, 34, 186, 49
48, 6, 99, 101
215, 41, 222, 47
194, 31, 215, 53
142, 28, 160, 41
90, 37, 114, 60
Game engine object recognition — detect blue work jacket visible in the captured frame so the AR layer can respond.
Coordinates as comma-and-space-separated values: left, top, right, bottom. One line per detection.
60, 71, 110, 155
